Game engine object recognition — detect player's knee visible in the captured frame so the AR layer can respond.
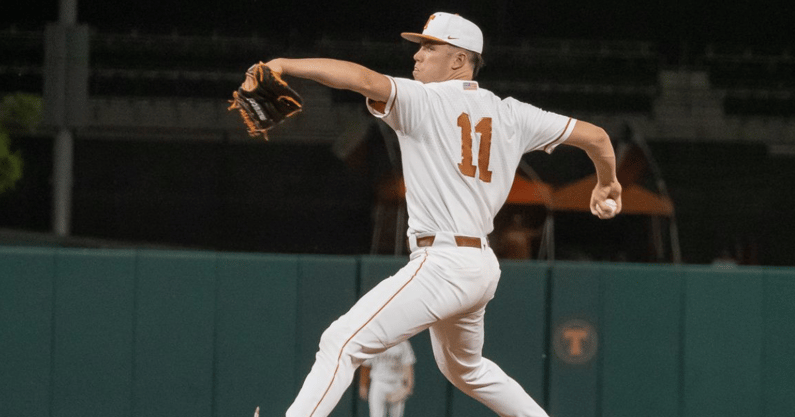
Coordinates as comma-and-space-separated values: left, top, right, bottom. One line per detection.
432, 351, 452, 376
318, 322, 346, 355
435, 358, 484, 388
317, 321, 369, 365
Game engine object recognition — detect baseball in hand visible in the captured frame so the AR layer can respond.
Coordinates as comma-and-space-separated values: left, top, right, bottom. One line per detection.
605, 198, 617, 214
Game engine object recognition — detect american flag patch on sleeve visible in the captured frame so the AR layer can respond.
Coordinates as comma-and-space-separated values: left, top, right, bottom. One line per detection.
463, 81, 478, 91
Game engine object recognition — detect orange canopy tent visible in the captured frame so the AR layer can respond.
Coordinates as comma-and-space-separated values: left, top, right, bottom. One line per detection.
506, 175, 554, 207
549, 175, 674, 216
372, 141, 680, 261
508, 140, 675, 216
501, 137, 680, 262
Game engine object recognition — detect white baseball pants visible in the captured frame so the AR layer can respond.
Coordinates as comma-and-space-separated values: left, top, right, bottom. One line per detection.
285, 232, 548, 417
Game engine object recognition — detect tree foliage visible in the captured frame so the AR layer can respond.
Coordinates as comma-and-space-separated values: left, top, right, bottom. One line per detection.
0, 93, 42, 194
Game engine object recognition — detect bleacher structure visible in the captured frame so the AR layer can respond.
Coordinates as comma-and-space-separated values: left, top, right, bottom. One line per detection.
4, 27, 795, 264
2, 27, 793, 145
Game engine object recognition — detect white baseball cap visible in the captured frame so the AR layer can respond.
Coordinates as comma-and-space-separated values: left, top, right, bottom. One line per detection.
401, 12, 484, 54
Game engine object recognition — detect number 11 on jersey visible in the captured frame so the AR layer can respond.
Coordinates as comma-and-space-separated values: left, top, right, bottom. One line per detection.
457, 113, 493, 183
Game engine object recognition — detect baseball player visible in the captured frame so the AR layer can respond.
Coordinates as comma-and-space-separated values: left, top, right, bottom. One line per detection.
358, 340, 415, 417
255, 11, 622, 417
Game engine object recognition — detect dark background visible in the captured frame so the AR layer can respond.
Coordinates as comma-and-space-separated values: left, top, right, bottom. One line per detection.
5, 0, 792, 46
2, 1, 794, 265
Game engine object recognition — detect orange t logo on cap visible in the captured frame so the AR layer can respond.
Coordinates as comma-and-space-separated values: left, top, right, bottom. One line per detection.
423, 14, 436, 30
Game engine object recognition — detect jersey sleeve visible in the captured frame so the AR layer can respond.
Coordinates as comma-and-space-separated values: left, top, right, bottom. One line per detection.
506, 97, 576, 154
366, 77, 429, 135
366, 77, 397, 118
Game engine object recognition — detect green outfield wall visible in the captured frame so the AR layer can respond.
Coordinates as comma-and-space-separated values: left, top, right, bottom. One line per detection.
1, 246, 793, 417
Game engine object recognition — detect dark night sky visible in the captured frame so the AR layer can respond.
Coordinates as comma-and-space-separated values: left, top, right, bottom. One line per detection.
4, 0, 791, 48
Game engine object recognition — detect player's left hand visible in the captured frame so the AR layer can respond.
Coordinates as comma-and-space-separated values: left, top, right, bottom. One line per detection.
228, 61, 303, 140
263, 58, 284, 75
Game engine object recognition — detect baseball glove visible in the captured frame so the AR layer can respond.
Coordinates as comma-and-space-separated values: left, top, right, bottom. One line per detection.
228, 62, 303, 140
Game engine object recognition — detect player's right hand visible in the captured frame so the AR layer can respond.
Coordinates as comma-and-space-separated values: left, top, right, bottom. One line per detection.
590, 182, 622, 219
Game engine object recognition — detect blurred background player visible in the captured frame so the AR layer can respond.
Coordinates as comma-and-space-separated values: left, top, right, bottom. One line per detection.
358, 340, 415, 417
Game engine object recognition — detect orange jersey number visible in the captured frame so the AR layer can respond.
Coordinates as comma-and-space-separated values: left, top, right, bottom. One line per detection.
457, 113, 493, 183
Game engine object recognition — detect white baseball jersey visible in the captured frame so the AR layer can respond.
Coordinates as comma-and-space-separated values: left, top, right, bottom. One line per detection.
368, 77, 576, 237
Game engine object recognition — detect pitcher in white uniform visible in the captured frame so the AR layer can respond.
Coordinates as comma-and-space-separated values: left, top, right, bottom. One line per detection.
255, 11, 622, 417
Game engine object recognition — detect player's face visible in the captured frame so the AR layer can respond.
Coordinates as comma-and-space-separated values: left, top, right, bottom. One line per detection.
412, 41, 458, 83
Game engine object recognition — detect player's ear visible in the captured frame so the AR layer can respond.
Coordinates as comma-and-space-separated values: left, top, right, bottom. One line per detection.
451, 49, 468, 70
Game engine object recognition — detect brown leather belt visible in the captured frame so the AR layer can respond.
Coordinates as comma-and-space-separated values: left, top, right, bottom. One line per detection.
415, 235, 484, 249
